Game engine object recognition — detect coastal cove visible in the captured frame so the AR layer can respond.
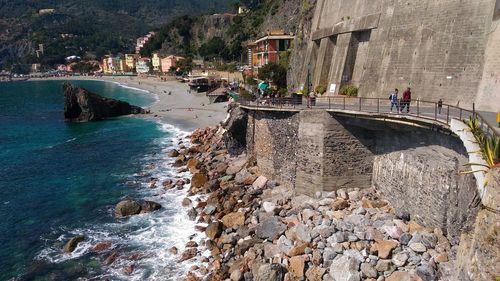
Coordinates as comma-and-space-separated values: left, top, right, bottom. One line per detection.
0, 80, 213, 280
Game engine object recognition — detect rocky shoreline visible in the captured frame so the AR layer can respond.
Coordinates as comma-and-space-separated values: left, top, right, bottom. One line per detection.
166, 108, 455, 281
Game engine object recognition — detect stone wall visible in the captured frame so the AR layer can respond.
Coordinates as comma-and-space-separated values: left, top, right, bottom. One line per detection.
293, 0, 498, 111
243, 107, 480, 243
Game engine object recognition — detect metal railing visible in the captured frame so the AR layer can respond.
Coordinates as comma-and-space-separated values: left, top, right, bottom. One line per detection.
239, 96, 499, 138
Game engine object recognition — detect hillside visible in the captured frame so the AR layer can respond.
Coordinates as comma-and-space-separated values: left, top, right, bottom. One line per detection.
141, 0, 316, 63
0, 0, 232, 68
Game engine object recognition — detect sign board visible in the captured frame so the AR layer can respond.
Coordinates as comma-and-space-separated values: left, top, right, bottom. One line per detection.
329, 83, 337, 93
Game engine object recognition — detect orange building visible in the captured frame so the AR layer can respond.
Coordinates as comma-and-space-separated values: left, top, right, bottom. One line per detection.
248, 32, 294, 70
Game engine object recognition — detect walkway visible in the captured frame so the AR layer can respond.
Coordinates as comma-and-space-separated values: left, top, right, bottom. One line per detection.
239, 96, 499, 137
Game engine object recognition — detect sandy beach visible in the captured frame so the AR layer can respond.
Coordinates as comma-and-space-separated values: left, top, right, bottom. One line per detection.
34, 75, 229, 131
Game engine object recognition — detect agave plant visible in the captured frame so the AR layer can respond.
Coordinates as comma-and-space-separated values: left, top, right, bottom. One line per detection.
462, 117, 500, 173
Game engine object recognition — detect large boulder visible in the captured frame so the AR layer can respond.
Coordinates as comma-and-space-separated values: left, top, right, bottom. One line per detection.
115, 200, 142, 218
63, 83, 145, 122
63, 235, 85, 253
222, 103, 248, 155
141, 201, 162, 213
206, 221, 223, 239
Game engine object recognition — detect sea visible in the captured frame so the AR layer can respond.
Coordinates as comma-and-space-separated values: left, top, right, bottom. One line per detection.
0, 80, 200, 280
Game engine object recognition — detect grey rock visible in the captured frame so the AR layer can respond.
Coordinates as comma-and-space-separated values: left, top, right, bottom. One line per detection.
417, 263, 437, 281
244, 272, 253, 281
409, 243, 427, 253
354, 207, 367, 215
331, 243, 344, 253
344, 249, 364, 263
256, 216, 286, 241
399, 233, 412, 245
395, 209, 411, 221
255, 263, 285, 281
329, 255, 361, 281
347, 191, 360, 201
140, 201, 162, 213
323, 247, 337, 262
277, 235, 293, 254
264, 243, 281, 259
204, 204, 217, 215
317, 226, 336, 238
295, 223, 312, 243
360, 263, 378, 278
392, 252, 409, 267
327, 231, 346, 244
375, 259, 392, 272
262, 201, 276, 213
187, 208, 197, 221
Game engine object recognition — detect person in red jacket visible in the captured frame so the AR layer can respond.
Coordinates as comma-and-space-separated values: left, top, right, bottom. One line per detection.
401, 87, 412, 113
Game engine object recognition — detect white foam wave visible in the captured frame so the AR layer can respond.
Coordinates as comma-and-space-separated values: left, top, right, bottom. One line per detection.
35, 120, 202, 280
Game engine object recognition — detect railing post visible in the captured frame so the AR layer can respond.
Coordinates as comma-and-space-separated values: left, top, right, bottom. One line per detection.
472, 103, 475, 118
434, 103, 437, 120
329, 97, 331, 109
343, 97, 346, 110
446, 105, 450, 124
359, 97, 362, 111
377, 98, 380, 113
417, 100, 420, 116
459, 108, 462, 120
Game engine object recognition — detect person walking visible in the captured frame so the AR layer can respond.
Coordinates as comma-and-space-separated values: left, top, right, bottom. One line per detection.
437, 99, 443, 114
389, 89, 399, 113
401, 87, 412, 113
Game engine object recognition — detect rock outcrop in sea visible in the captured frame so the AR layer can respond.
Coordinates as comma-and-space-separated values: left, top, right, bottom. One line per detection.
63, 83, 145, 122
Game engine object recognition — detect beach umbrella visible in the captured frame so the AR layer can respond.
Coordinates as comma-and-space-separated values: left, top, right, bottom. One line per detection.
258, 81, 269, 91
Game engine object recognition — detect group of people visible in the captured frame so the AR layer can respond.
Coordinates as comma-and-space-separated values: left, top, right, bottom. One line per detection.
389, 87, 412, 113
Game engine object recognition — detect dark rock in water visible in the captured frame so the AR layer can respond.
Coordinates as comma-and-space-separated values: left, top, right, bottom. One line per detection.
141, 201, 162, 213
63, 235, 85, 253
115, 200, 142, 218
222, 103, 248, 155
63, 83, 145, 122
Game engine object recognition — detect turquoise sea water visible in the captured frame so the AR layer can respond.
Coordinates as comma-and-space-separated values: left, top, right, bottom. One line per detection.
0, 81, 195, 280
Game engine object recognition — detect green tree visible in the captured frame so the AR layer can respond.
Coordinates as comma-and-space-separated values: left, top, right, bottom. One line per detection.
257, 62, 287, 90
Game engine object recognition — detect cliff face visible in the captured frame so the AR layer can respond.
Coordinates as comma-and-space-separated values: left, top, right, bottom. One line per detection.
63, 83, 145, 122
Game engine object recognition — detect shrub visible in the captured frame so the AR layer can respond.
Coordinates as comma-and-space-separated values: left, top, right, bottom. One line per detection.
278, 88, 288, 97
245, 76, 257, 86
315, 85, 327, 95
339, 85, 358, 97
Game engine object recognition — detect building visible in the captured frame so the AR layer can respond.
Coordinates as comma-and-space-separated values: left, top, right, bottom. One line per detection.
238, 6, 249, 14
38, 9, 55, 15
152, 53, 161, 72
248, 32, 294, 70
102, 56, 120, 74
136, 58, 151, 74
160, 55, 184, 73
31, 64, 41, 73
135, 32, 156, 54
125, 54, 138, 72
297, 0, 500, 111
118, 58, 127, 73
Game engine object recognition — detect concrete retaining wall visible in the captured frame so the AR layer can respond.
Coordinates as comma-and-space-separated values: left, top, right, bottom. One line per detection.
244, 108, 480, 244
